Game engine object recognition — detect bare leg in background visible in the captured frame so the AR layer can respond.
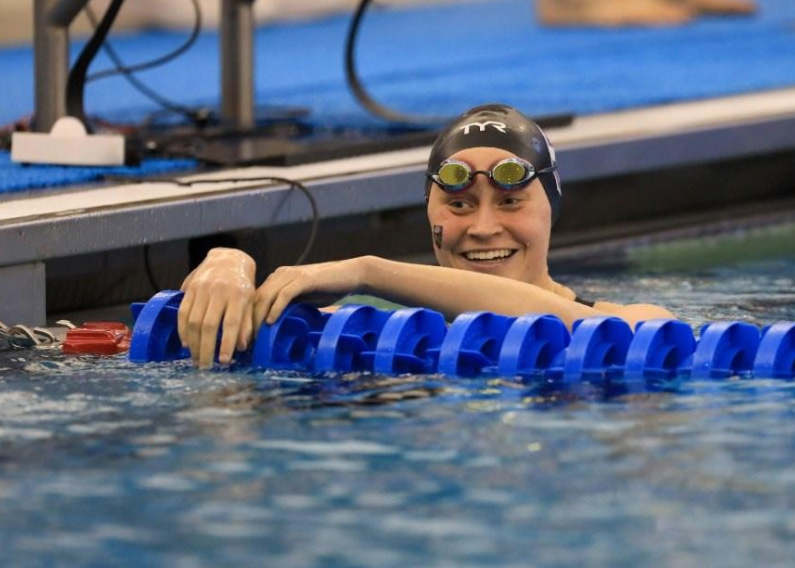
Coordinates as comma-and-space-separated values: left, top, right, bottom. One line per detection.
537, 0, 756, 27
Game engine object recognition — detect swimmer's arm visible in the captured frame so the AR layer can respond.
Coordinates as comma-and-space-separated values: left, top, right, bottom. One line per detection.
359, 256, 675, 328
357, 256, 589, 326
254, 256, 675, 329
589, 301, 677, 327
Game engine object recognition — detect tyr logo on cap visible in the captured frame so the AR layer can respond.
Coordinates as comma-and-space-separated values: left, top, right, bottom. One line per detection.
459, 121, 507, 135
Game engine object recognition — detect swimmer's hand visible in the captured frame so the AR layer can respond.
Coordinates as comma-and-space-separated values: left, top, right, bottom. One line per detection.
253, 258, 367, 326
178, 247, 256, 369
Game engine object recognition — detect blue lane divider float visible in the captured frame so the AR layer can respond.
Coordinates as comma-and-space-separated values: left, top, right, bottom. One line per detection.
690, 321, 760, 380
129, 290, 190, 362
128, 291, 795, 382
563, 317, 633, 386
251, 303, 329, 372
314, 304, 392, 373
624, 319, 696, 381
754, 322, 795, 379
498, 314, 570, 380
437, 312, 514, 378
373, 307, 447, 375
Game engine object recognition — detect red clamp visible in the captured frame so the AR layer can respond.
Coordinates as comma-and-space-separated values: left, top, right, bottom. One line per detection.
62, 322, 132, 355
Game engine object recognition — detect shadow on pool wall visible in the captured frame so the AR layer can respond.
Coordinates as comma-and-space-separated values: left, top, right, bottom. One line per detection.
43, 148, 795, 318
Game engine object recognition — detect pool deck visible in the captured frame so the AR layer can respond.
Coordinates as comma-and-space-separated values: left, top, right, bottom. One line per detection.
2, 87, 795, 325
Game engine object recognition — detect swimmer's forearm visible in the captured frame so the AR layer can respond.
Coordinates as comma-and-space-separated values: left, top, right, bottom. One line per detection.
359, 256, 596, 327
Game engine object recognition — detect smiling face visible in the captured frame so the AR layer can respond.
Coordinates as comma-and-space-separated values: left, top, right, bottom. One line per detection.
427, 146, 553, 285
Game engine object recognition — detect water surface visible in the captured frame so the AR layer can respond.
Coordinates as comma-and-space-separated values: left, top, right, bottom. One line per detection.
1, 252, 793, 567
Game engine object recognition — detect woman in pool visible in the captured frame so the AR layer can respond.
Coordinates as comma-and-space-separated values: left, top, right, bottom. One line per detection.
178, 104, 675, 368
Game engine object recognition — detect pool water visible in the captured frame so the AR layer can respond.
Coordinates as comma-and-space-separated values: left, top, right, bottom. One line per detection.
1, 252, 793, 566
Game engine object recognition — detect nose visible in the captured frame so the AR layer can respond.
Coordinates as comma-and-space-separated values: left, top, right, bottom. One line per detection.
467, 202, 503, 239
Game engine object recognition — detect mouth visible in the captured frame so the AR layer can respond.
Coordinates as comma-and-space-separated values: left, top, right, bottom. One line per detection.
461, 249, 517, 263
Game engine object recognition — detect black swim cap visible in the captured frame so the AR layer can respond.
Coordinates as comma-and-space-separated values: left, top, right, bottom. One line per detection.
426, 103, 562, 223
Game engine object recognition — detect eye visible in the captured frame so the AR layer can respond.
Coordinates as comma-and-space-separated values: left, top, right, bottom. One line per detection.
499, 195, 523, 207
448, 199, 471, 211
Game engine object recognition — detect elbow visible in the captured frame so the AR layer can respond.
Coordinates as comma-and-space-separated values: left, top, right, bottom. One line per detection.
613, 304, 678, 329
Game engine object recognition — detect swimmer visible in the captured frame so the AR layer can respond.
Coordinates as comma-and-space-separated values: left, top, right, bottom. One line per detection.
178, 103, 675, 368
536, 0, 756, 27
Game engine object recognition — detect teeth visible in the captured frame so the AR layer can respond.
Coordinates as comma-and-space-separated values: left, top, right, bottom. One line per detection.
464, 249, 514, 261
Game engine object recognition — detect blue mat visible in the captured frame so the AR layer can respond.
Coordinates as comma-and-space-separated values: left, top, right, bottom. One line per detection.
0, 152, 196, 194
2, 0, 794, 195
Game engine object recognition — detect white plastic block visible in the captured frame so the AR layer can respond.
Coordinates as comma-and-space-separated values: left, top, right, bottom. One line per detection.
11, 116, 126, 166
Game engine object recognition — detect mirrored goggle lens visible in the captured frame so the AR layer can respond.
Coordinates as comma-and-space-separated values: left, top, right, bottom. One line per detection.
492, 160, 532, 187
437, 162, 471, 188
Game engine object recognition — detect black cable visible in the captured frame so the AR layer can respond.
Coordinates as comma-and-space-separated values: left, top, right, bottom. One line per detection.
66, 0, 126, 128
345, 0, 446, 125
105, 174, 320, 266
83, 1, 205, 124
87, 0, 202, 83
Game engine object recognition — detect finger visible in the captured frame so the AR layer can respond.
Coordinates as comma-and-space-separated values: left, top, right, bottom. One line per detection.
266, 282, 305, 325
218, 298, 245, 365
177, 288, 196, 348
254, 269, 299, 327
180, 267, 197, 292
198, 296, 225, 369
253, 292, 271, 333
186, 291, 210, 364
237, 303, 254, 352
253, 283, 278, 331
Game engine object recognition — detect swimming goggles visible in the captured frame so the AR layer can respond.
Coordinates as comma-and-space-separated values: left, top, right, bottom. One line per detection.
428, 158, 558, 192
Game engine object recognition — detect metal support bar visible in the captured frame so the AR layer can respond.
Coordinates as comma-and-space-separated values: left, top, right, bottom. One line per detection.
33, 0, 91, 132
220, 0, 256, 129
0, 263, 46, 327
48, 0, 90, 26
34, 0, 69, 131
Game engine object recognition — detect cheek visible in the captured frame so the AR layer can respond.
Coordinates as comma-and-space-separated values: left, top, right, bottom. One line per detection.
518, 205, 551, 244
521, 222, 549, 246
428, 209, 462, 249
519, 223, 551, 271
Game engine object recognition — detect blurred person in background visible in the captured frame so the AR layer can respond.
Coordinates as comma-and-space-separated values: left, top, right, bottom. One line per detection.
537, 0, 756, 27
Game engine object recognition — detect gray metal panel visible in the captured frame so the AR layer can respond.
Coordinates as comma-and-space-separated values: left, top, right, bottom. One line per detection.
0, 168, 426, 266
559, 115, 795, 182
0, 262, 46, 326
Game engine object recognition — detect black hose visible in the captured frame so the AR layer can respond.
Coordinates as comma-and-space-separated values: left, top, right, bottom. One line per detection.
65, 0, 126, 129
345, 0, 446, 126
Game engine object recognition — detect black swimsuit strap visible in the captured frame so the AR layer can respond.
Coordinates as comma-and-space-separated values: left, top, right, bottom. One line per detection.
574, 296, 595, 308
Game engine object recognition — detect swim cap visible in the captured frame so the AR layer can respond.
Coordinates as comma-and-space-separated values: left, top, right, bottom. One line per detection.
425, 103, 562, 223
